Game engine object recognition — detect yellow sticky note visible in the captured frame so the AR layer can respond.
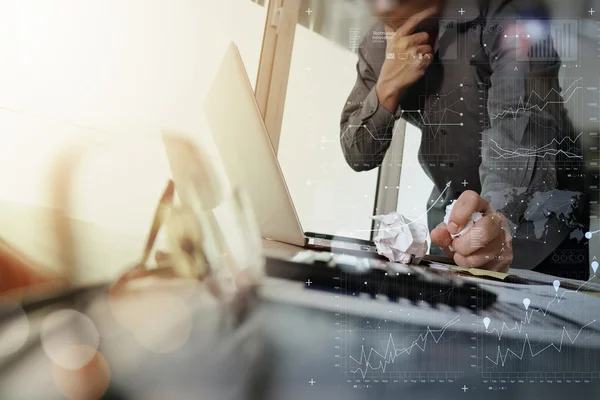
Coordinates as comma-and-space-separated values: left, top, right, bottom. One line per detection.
450, 266, 511, 280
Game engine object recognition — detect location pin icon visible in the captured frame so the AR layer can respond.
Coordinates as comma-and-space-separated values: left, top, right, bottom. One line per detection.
483, 317, 490, 330
592, 260, 598, 274
523, 298, 530, 310
553, 280, 560, 292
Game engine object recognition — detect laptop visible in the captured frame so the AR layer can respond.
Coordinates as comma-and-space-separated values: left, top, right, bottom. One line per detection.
203, 43, 378, 255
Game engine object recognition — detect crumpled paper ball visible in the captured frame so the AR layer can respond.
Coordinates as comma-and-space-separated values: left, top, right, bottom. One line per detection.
371, 212, 429, 264
443, 203, 483, 251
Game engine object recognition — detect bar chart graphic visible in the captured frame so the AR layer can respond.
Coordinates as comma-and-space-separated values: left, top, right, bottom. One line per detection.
517, 19, 579, 62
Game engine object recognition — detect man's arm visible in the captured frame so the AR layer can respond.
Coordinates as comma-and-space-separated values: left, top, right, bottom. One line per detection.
340, 7, 437, 172
480, 2, 582, 269
340, 36, 400, 172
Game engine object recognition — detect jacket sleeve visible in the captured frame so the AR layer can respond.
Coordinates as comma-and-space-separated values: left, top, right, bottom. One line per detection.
340, 35, 399, 172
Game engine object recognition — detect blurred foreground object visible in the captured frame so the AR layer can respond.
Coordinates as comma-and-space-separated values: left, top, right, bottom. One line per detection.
0, 133, 266, 400
0, 237, 65, 296
112, 133, 264, 306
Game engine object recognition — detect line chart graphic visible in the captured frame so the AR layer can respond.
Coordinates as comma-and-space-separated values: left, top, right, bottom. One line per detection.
488, 78, 582, 120
490, 132, 584, 160
404, 84, 468, 165
488, 276, 599, 336
348, 316, 461, 379
336, 117, 401, 144
486, 321, 596, 367
481, 76, 584, 168
477, 277, 600, 380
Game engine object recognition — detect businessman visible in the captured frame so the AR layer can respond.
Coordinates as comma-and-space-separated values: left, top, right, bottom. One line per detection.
341, 0, 587, 276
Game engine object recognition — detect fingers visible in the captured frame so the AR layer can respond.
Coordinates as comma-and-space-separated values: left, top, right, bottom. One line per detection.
397, 6, 439, 36
421, 53, 433, 67
391, 47, 432, 63
448, 190, 491, 236
453, 234, 505, 269
451, 213, 505, 256
430, 222, 455, 258
431, 222, 453, 247
415, 45, 433, 55
386, 32, 428, 52
447, 210, 513, 272
408, 31, 430, 45
414, 45, 433, 66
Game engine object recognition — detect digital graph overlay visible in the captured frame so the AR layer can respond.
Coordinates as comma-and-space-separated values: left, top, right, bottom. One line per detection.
515, 19, 579, 62
338, 81, 470, 166
490, 132, 583, 161
399, 83, 469, 165
349, 317, 460, 379
336, 276, 475, 383
477, 279, 600, 381
480, 76, 584, 168
340, 315, 467, 382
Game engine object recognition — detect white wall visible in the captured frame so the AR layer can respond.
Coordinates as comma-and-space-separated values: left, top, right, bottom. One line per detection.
396, 123, 434, 223
278, 26, 379, 240
0, 0, 268, 281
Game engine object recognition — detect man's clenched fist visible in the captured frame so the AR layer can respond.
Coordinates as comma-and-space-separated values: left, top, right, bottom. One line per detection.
431, 191, 513, 272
